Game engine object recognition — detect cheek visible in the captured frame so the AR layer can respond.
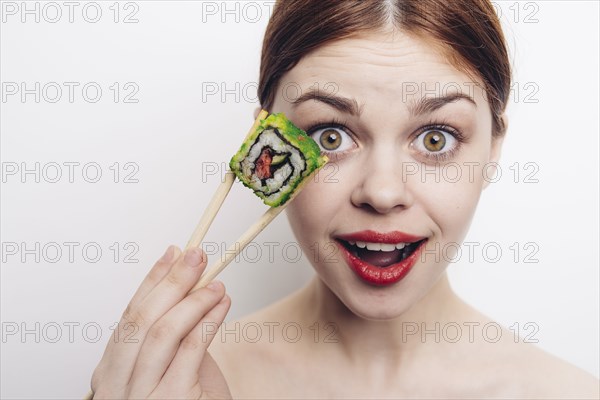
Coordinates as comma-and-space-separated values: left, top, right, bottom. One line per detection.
286, 159, 361, 225
423, 134, 493, 232
285, 172, 344, 243
413, 162, 487, 242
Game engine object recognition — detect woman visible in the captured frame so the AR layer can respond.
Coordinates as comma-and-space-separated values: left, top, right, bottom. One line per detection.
90, 1, 600, 398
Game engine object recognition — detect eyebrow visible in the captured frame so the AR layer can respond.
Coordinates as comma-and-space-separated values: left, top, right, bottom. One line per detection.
409, 92, 477, 116
292, 90, 363, 116
291, 89, 476, 116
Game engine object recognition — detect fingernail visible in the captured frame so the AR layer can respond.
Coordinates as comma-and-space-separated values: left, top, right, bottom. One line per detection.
206, 281, 222, 291
184, 248, 203, 267
160, 245, 174, 263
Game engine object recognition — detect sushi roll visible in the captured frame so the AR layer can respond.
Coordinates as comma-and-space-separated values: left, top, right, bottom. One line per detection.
229, 112, 328, 207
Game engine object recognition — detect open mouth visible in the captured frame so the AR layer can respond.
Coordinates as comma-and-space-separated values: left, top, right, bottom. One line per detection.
337, 238, 427, 268
334, 230, 429, 285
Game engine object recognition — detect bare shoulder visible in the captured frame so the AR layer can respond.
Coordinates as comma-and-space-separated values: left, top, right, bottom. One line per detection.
491, 337, 599, 399
456, 306, 600, 399
209, 295, 600, 399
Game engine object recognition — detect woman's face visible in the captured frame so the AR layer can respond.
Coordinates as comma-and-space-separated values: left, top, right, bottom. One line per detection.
270, 30, 504, 319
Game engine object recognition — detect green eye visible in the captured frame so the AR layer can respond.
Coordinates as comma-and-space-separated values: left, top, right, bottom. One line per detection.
411, 127, 461, 162
320, 129, 342, 150
309, 126, 354, 154
422, 130, 446, 152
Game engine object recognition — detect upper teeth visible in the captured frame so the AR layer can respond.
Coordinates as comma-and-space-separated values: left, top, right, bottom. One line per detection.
348, 241, 408, 252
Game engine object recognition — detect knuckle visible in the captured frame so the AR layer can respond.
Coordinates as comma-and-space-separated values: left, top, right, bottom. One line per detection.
221, 294, 232, 307
165, 271, 183, 287
146, 263, 168, 283
148, 321, 175, 341
180, 335, 203, 352
121, 304, 146, 328
198, 249, 208, 264
198, 287, 225, 304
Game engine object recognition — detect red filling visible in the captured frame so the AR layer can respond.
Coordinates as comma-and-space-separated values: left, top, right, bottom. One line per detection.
255, 148, 273, 179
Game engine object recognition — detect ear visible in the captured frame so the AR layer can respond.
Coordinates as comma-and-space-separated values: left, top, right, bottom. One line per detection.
482, 114, 508, 190
253, 106, 262, 120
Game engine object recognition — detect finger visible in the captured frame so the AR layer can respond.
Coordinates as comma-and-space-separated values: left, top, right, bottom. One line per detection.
160, 289, 231, 389
103, 247, 209, 387
127, 282, 226, 397
197, 351, 232, 399
153, 353, 228, 400
129, 245, 182, 309
92, 245, 181, 393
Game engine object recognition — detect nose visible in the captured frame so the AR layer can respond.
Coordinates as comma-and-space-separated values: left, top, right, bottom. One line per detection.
350, 144, 414, 214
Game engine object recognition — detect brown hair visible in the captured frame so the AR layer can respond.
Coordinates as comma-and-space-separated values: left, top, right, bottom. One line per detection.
258, 0, 511, 137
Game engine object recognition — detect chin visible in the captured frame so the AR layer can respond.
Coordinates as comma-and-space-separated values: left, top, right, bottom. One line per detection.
320, 272, 429, 321
344, 299, 414, 321
315, 254, 450, 322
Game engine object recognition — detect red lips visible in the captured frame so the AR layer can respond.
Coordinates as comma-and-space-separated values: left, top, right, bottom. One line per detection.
336, 230, 426, 244
334, 230, 428, 286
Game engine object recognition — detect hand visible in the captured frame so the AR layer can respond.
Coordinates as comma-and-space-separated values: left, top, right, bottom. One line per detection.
90, 245, 232, 399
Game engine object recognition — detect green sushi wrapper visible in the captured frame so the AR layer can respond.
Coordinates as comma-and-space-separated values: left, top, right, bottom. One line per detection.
229, 113, 328, 207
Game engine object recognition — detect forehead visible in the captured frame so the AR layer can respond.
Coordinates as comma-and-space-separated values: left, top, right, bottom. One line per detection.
279, 30, 486, 106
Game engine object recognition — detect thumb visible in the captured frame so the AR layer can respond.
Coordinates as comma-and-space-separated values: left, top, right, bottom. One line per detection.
198, 352, 232, 399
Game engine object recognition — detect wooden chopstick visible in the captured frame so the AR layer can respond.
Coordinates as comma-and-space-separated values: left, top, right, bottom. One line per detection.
185, 170, 236, 250
83, 110, 319, 400
190, 161, 324, 291
190, 205, 286, 290
186, 110, 269, 250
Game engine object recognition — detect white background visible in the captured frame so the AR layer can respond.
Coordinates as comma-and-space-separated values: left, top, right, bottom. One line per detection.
1, 1, 598, 398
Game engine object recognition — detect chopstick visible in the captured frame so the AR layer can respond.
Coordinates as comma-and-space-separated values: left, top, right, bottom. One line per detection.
189, 159, 323, 291
83, 110, 319, 400
81, 191, 294, 399
186, 110, 269, 250
185, 169, 236, 250
190, 204, 286, 290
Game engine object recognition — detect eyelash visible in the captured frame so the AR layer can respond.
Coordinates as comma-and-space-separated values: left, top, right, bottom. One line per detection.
305, 117, 349, 134
305, 118, 467, 162
305, 117, 354, 161
415, 119, 467, 163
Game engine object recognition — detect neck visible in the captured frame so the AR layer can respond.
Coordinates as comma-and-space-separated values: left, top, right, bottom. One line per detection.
293, 272, 468, 366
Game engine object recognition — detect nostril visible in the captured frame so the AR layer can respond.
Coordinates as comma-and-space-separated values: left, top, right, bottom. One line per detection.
350, 172, 414, 213
352, 184, 412, 214
352, 196, 409, 215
